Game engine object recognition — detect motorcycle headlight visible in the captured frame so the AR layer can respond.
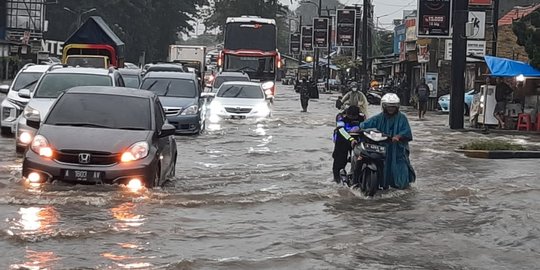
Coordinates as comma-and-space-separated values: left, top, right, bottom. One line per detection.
31, 135, 53, 158
23, 106, 40, 119
181, 105, 199, 115
121, 141, 149, 163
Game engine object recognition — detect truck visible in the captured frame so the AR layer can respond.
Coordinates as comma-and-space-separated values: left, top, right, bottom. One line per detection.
62, 16, 125, 68
168, 45, 206, 74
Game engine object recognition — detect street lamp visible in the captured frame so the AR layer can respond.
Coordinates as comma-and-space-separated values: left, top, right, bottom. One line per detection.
63, 7, 97, 28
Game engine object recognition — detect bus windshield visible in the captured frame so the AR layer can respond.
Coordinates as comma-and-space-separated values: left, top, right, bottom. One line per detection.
224, 22, 276, 51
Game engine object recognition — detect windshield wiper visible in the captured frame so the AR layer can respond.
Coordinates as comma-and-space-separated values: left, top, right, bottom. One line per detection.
163, 81, 172, 96
17, 80, 39, 91
219, 86, 236, 97
54, 122, 113, 129
144, 80, 159, 91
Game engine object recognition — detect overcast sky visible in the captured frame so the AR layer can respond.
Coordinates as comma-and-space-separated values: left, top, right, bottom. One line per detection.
281, 0, 418, 30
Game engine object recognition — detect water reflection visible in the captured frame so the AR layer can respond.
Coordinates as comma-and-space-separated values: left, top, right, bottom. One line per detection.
11, 250, 60, 270
111, 202, 145, 231
12, 206, 58, 235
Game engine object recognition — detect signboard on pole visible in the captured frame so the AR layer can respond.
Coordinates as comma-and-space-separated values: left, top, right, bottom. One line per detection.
444, 39, 486, 60
418, 45, 430, 63
468, 11, 486, 39
336, 9, 356, 47
313, 18, 329, 49
417, 0, 453, 38
426, 72, 439, 98
290, 33, 301, 54
301, 26, 313, 51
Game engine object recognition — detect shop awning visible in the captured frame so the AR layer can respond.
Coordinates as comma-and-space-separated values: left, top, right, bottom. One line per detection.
485, 55, 540, 77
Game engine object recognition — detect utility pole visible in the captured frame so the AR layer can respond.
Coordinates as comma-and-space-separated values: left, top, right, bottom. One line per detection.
313, 0, 322, 82
298, 16, 303, 82
492, 0, 499, 56
362, 0, 369, 92
450, 0, 468, 129
326, 7, 333, 92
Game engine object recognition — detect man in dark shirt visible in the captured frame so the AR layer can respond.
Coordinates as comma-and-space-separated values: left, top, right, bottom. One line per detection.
415, 78, 430, 120
494, 78, 513, 129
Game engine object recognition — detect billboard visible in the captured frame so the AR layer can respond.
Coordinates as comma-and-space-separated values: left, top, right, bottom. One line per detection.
313, 18, 329, 49
6, 0, 45, 31
336, 9, 356, 47
394, 24, 406, 55
417, 0, 452, 38
301, 26, 313, 51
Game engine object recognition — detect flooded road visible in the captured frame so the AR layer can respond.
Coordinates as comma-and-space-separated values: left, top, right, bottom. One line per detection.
0, 85, 539, 269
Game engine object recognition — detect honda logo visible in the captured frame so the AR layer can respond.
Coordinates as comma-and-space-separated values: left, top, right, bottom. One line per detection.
78, 153, 91, 164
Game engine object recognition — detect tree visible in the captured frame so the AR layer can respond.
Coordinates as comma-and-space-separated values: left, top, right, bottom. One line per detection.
373, 30, 394, 57
45, 0, 207, 62
513, 9, 540, 68
294, 0, 343, 23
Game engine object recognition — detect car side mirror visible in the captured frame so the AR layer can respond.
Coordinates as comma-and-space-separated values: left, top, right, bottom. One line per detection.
18, 89, 31, 98
159, 123, 176, 137
201, 92, 216, 98
27, 116, 41, 129
0, 85, 9, 94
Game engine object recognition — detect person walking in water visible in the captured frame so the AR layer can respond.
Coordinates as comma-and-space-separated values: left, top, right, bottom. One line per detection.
415, 78, 430, 120
299, 77, 310, 112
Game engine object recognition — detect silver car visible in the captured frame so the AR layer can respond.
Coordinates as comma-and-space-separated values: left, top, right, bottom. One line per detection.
0, 64, 50, 136
207, 81, 272, 123
15, 66, 125, 153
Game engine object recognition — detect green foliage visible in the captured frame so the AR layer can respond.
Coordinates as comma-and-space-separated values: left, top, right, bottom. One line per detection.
45, 0, 207, 62
512, 10, 540, 69
333, 55, 361, 70
373, 30, 394, 57
461, 140, 526, 151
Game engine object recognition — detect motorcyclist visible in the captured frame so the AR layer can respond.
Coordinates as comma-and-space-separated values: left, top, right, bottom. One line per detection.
332, 105, 366, 183
358, 93, 416, 189
341, 82, 369, 117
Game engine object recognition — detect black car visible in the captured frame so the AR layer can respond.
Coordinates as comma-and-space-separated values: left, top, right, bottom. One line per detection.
22, 86, 177, 188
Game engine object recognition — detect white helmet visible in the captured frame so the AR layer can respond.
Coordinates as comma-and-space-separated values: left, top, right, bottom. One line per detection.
381, 93, 400, 112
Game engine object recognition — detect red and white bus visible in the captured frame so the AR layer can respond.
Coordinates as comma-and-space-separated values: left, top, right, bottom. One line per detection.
219, 16, 281, 96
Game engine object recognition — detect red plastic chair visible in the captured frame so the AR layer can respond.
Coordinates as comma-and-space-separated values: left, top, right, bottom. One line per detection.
517, 113, 532, 131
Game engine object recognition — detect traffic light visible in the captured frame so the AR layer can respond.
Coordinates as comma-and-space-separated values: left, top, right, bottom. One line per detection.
290, 33, 301, 54
336, 9, 357, 47
313, 18, 329, 49
301, 26, 313, 51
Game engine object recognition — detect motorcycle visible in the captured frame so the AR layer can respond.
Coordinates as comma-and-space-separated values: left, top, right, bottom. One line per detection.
339, 128, 391, 197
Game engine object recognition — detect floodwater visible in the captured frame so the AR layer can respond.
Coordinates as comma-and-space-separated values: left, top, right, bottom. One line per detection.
0, 85, 538, 269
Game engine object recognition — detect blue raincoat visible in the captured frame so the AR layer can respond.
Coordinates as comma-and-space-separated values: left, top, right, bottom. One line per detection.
360, 112, 416, 189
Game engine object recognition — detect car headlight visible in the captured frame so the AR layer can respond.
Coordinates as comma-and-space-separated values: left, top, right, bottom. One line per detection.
261, 81, 275, 90
23, 106, 40, 119
210, 101, 225, 114
252, 103, 270, 116
31, 135, 53, 158
181, 105, 198, 115
121, 141, 149, 163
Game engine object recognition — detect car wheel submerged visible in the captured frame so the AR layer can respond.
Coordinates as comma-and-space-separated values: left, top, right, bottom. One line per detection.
147, 166, 160, 188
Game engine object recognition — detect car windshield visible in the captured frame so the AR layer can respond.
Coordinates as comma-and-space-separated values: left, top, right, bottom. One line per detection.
217, 84, 264, 99
66, 57, 106, 68
13, 72, 43, 91
46, 93, 151, 130
213, 76, 250, 89
140, 78, 197, 98
34, 74, 112, 98
123, 75, 141, 88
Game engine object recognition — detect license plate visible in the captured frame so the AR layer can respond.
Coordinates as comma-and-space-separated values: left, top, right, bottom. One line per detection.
231, 115, 246, 119
63, 169, 103, 182
364, 143, 386, 153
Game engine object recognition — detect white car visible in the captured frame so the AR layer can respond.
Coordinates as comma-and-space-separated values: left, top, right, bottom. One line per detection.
0, 64, 50, 136
207, 81, 272, 122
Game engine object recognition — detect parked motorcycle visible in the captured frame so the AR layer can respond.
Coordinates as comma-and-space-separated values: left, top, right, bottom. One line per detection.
339, 128, 391, 197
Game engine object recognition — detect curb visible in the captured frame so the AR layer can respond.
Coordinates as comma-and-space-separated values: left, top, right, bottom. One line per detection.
455, 149, 540, 159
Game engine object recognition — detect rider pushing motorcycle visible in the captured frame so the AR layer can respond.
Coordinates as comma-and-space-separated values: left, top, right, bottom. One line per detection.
332, 105, 365, 183
357, 93, 416, 189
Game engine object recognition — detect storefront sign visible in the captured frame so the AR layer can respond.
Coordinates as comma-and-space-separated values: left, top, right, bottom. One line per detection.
41, 40, 64, 56
418, 45, 430, 63
444, 39, 486, 60
426, 72, 439, 98
394, 24, 406, 55
417, 0, 452, 38
405, 18, 417, 41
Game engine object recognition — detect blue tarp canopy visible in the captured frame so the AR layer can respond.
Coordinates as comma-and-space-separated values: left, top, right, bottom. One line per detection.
485, 55, 540, 77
